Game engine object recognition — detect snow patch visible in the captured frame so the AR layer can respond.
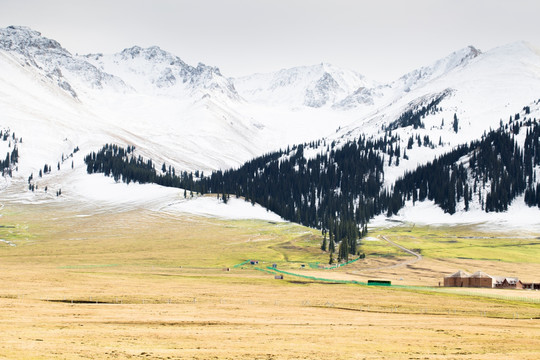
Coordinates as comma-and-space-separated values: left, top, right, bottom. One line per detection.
363, 237, 380, 242
63, 173, 284, 221
162, 196, 285, 222
371, 197, 540, 232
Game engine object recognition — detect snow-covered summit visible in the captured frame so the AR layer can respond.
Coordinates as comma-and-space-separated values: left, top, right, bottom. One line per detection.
0, 26, 65, 59
1, 25, 540, 225
391, 45, 481, 93
0, 26, 128, 97
328, 41, 540, 194
84, 45, 239, 101
234, 62, 375, 108
328, 46, 482, 112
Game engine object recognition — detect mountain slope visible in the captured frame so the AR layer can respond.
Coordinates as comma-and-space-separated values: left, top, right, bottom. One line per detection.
333, 45, 480, 110
1, 25, 540, 227
331, 41, 540, 187
81, 100, 540, 236
392, 45, 482, 93
0, 26, 359, 209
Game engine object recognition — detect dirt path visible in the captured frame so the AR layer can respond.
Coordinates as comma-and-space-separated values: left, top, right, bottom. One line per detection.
380, 235, 422, 267
348, 235, 423, 274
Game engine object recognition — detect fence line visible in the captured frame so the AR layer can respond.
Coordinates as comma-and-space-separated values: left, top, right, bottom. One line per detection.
250, 265, 540, 304
232, 260, 251, 268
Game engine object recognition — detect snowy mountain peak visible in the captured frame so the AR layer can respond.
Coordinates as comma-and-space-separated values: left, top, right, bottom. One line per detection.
394, 45, 482, 92
234, 63, 373, 108
2, 25, 540, 227
84, 46, 238, 101
0, 26, 128, 97
433, 45, 482, 72
117, 45, 188, 68
194, 62, 223, 77
0, 25, 70, 70
0, 25, 66, 55
304, 71, 340, 107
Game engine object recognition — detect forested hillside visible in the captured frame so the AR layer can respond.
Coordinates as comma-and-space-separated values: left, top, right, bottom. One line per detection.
392, 118, 540, 214
84, 111, 540, 243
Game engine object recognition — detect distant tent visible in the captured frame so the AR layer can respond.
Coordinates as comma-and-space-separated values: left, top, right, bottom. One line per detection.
470, 270, 491, 278
444, 269, 523, 289
444, 270, 470, 287
469, 271, 494, 288
448, 270, 470, 278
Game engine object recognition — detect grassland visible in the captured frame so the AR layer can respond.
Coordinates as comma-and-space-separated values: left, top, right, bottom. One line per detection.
0, 202, 539, 359
368, 224, 540, 264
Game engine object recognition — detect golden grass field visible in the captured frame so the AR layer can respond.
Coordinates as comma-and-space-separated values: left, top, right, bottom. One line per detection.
0, 201, 539, 359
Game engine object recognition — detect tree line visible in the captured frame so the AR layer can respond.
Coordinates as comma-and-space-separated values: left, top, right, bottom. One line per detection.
83, 110, 540, 257
1, 129, 20, 176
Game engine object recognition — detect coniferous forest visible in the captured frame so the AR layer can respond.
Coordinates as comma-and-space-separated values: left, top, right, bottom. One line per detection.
84, 116, 540, 246
392, 122, 536, 214
1, 130, 20, 176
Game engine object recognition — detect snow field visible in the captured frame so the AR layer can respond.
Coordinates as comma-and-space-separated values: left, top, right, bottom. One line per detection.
2, 26, 540, 224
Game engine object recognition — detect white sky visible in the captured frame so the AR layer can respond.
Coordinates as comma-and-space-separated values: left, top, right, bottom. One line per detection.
2, 0, 540, 82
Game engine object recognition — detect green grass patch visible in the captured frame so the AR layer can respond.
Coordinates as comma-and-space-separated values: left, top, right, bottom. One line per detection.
366, 224, 540, 263
0, 203, 329, 269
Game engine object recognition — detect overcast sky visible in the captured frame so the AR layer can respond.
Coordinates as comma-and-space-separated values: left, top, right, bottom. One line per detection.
2, 0, 540, 81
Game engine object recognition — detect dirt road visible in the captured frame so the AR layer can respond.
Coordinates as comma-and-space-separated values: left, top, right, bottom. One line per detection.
348, 235, 423, 274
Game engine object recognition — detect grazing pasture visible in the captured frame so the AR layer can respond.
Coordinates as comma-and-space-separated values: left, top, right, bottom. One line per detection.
0, 203, 539, 359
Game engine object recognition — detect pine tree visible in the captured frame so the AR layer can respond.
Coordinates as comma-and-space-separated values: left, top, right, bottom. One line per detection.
464, 183, 470, 211
349, 236, 357, 255
337, 239, 348, 262
453, 113, 459, 133
329, 234, 335, 253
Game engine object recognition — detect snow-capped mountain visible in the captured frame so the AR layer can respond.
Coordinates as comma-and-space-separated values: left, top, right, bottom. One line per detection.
0, 25, 359, 207
0, 26, 128, 98
337, 41, 540, 142
327, 41, 540, 195
232, 46, 481, 111
334, 45, 481, 110
391, 45, 482, 93
84, 46, 239, 101
1, 25, 540, 225
0, 27, 257, 186
234, 63, 376, 108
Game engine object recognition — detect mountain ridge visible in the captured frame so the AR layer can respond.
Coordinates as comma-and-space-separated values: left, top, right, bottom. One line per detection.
234, 62, 375, 108
83, 45, 240, 101
1, 25, 540, 227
